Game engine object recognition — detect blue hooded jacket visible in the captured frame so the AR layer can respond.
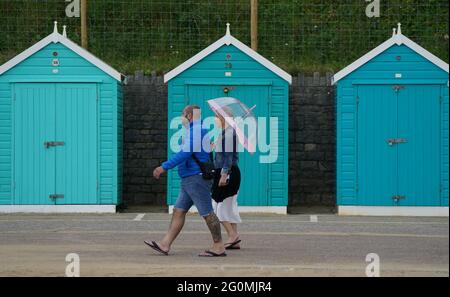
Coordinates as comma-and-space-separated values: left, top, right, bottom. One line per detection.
162, 120, 211, 178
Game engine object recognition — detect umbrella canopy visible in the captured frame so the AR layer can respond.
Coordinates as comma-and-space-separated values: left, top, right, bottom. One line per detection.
207, 97, 257, 153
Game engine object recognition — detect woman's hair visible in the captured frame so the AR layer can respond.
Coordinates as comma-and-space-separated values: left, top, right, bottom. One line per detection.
215, 106, 232, 129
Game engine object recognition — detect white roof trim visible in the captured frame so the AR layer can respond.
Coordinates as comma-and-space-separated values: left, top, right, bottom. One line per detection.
332, 25, 449, 85
0, 30, 123, 82
164, 25, 292, 84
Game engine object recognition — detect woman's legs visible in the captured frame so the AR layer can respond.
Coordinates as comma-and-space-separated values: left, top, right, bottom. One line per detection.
232, 224, 240, 247
221, 221, 239, 244
213, 195, 241, 246
232, 223, 238, 236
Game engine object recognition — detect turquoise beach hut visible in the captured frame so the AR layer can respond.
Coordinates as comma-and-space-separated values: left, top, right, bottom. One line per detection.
0, 22, 124, 213
333, 24, 449, 216
164, 24, 292, 214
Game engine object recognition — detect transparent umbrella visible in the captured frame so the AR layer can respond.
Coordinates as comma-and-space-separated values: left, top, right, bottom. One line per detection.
207, 97, 257, 154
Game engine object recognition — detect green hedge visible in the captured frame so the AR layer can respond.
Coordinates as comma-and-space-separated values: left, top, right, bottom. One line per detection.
0, 0, 448, 74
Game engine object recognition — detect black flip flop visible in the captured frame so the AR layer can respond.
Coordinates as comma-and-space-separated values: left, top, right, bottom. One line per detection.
225, 239, 241, 250
144, 240, 169, 256
198, 250, 227, 257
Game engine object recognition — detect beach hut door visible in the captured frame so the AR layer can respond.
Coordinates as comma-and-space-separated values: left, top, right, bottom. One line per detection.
13, 83, 98, 205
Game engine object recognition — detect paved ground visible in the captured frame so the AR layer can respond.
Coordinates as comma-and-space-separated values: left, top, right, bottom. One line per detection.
0, 212, 448, 277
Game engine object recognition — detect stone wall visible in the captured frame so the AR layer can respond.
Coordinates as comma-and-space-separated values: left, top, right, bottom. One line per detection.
288, 73, 336, 206
122, 72, 336, 207
122, 72, 168, 205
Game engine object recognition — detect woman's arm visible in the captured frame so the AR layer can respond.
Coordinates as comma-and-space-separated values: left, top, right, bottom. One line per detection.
220, 130, 235, 174
220, 151, 233, 174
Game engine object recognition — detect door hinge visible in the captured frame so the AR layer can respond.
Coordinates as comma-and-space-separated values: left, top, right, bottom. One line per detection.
356, 96, 359, 105
355, 182, 359, 192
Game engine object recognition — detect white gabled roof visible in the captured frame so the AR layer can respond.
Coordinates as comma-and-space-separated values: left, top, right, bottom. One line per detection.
0, 22, 123, 81
164, 24, 292, 84
332, 23, 449, 85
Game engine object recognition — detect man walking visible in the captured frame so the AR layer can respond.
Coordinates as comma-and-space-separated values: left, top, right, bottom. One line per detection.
144, 105, 226, 257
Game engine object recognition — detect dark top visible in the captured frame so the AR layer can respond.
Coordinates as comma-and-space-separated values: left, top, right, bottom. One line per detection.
211, 127, 241, 203
214, 127, 239, 174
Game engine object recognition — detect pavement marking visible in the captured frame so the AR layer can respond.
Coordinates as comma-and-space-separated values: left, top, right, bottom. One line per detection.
133, 214, 145, 221
310, 215, 318, 223
1, 230, 447, 239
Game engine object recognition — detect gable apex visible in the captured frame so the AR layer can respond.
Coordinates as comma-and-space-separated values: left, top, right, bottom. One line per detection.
164, 24, 292, 84
0, 23, 123, 82
332, 24, 449, 85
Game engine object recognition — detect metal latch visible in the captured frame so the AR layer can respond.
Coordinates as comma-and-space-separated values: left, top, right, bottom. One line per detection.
392, 85, 405, 92
392, 195, 405, 203
386, 138, 408, 146
44, 141, 65, 149
49, 194, 64, 199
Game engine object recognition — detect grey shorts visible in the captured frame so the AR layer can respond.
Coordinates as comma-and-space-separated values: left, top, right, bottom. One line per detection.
174, 174, 214, 217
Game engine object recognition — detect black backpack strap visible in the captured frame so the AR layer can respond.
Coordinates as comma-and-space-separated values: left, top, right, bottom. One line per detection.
192, 152, 214, 165
191, 153, 201, 167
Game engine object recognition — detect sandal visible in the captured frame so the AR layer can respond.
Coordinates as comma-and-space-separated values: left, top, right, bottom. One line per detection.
225, 239, 241, 250
198, 250, 227, 257
144, 240, 169, 256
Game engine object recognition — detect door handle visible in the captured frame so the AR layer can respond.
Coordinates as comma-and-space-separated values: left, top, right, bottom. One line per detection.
392, 85, 405, 92
44, 141, 65, 149
49, 194, 64, 199
386, 138, 408, 146
392, 195, 406, 202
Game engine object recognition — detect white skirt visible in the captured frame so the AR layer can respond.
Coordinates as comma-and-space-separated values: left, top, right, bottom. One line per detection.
212, 194, 242, 224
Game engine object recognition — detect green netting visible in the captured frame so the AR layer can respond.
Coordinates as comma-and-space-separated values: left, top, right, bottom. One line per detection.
0, 0, 448, 74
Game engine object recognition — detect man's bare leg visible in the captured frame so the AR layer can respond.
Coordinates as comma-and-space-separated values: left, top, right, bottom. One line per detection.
203, 212, 226, 254
152, 208, 187, 253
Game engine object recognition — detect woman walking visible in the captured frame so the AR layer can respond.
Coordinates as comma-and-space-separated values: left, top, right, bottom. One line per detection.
211, 111, 242, 250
